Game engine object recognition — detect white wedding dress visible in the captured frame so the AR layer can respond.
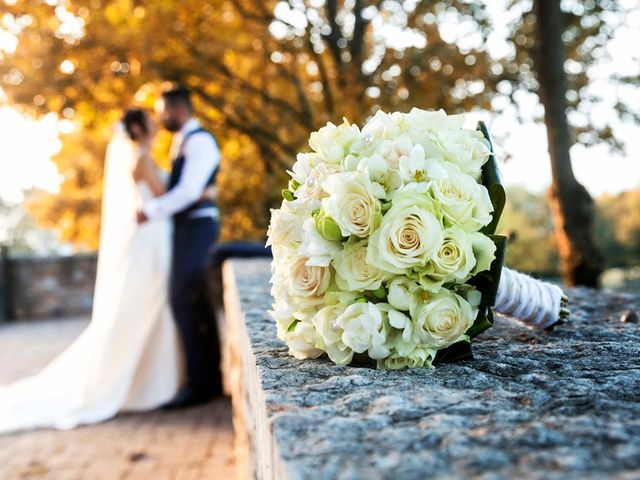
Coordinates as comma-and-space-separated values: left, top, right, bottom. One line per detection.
0, 126, 182, 433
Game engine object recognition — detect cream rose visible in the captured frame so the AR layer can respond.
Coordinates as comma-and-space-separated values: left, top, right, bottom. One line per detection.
287, 255, 332, 299
387, 277, 420, 312
416, 227, 477, 291
429, 170, 493, 231
367, 193, 443, 274
333, 238, 388, 292
312, 304, 354, 365
321, 171, 384, 238
335, 302, 390, 359
285, 318, 324, 360
411, 289, 477, 349
267, 203, 303, 258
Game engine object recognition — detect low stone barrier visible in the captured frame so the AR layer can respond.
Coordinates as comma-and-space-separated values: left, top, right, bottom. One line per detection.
223, 258, 640, 480
5, 253, 97, 320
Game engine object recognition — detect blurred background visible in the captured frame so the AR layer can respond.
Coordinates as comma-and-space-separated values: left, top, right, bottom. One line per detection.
0, 0, 639, 303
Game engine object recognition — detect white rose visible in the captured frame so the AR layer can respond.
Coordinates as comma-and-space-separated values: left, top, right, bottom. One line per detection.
378, 136, 412, 168
456, 285, 482, 308
404, 109, 489, 180
411, 289, 477, 349
404, 109, 455, 149
269, 300, 295, 341
405, 108, 455, 134
333, 238, 389, 292
336, 302, 390, 359
322, 289, 360, 307
385, 308, 414, 352
321, 171, 384, 238
367, 192, 443, 274
309, 119, 360, 164
361, 110, 403, 139
377, 347, 436, 370
429, 170, 493, 231
285, 319, 324, 360
415, 227, 477, 291
438, 128, 490, 181
387, 277, 420, 312
346, 111, 405, 164
287, 255, 332, 299
470, 232, 497, 275
312, 304, 354, 365
297, 218, 341, 267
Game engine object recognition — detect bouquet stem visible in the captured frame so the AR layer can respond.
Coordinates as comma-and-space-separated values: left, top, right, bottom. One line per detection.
495, 267, 570, 329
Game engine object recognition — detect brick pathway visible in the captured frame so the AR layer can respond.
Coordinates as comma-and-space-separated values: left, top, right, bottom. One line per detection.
0, 318, 237, 480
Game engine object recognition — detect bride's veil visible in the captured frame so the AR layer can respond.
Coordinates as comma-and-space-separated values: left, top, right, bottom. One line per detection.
91, 123, 139, 322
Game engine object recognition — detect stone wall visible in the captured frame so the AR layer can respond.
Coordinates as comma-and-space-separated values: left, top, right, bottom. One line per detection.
4, 253, 97, 320
0, 249, 9, 322
222, 257, 640, 480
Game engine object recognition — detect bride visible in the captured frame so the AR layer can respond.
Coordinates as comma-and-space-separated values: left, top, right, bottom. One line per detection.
0, 109, 183, 433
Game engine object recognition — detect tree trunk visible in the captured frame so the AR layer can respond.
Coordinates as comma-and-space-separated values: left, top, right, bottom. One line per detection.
534, 0, 603, 287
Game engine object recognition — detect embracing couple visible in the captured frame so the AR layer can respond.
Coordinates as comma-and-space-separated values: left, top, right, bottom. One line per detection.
0, 86, 222, 433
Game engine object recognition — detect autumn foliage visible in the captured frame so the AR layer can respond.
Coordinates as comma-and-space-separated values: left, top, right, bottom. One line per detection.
1, 0, 637, 285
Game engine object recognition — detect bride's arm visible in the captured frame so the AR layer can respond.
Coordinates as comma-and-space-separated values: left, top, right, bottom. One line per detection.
133, 149, 166, 197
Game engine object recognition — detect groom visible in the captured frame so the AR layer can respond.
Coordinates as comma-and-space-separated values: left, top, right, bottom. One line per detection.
137, 86, 222, 407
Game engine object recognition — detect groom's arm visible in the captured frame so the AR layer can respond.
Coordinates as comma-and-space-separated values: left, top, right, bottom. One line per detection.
142, 133, 221, 220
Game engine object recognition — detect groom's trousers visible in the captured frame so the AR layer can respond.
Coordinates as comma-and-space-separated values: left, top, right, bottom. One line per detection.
170, 216, 221, 397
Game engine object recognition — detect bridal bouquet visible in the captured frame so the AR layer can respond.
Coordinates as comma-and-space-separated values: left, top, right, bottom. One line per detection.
268, 109, 568, 370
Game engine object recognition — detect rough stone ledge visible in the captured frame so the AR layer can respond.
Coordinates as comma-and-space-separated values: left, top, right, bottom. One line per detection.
222, 258, 640, 480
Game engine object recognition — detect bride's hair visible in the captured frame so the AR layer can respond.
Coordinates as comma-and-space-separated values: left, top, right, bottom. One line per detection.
122, 108, 148, 141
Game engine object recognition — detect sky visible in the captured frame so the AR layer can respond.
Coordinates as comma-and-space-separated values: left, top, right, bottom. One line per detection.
0, 106, 62, 204
0, 1, 639, 205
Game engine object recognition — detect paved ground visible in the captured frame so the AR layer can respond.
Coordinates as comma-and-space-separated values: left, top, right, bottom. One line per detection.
0, 318, 237, 480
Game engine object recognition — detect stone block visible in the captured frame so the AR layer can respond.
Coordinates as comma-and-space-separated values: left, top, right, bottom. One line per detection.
223, 258, 640, 480
7, 253, 97, 320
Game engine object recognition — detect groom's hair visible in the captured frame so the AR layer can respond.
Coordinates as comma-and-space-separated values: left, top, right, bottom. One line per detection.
161, 86, 193, 112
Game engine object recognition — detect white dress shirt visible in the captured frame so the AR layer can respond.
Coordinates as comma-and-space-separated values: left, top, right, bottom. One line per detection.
143, 118, 221, 221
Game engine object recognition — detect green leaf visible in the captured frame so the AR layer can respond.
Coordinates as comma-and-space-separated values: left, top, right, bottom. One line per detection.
469, 234, 508, 307
466, 306, 495, 339
477, 121, 506, 235
282, 189, 294, 201
289, 179, 301, 191
434, 341, 474, 364
287, 319, 300, 333
314, 210, 343, 242
371, 286, 387, 300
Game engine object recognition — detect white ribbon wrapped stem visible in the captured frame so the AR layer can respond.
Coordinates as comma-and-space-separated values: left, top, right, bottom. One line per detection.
494, 267, 568, 329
